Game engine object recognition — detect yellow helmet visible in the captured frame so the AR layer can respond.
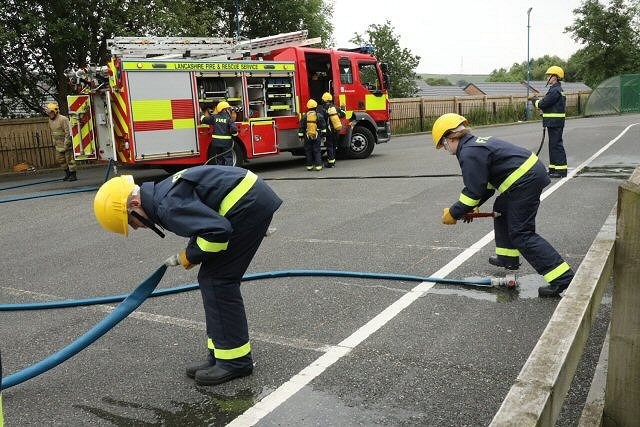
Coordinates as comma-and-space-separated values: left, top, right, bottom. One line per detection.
306, 99, 317, 109
545, 65, 564, 80
94, 175, 135, 236
431, 113, 468, 149
216, 101, 231, 111
321, 92, 332, 102
46, 102, 59, 114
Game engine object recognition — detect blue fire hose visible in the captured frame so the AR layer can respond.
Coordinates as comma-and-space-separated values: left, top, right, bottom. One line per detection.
1, 266, 167, 389
0, 268, 508, 390
0, 159, 113, 204
0, 269, 494, 312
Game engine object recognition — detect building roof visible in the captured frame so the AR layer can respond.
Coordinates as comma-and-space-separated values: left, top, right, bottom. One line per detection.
527, 80, 592, 95
465, 80, 592, 96
415, 80, 468, 97
464, 82, 526, 96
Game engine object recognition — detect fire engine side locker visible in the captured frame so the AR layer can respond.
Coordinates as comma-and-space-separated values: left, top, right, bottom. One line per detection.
125, 70, 199, 160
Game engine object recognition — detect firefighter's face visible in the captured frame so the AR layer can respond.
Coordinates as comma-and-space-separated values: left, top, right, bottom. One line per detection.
127, 207, 148, 230
442, 137, 458, 155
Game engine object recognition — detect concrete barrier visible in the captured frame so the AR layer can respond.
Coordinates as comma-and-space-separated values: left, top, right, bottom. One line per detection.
490, 206, 616, 426
491, 166, 640, 426
603, 168, 640, 426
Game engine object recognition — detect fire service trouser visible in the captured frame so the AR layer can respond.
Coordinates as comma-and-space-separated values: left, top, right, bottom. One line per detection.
197, 214, 273, 370
492, 162, 573, 287
547, 126, 567, 176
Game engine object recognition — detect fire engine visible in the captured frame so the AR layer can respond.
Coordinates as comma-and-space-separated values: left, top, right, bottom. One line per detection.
66, 31, 391, 170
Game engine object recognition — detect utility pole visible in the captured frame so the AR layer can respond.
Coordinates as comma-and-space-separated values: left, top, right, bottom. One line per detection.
235, 0, 240, 41
526, 7, 533, 121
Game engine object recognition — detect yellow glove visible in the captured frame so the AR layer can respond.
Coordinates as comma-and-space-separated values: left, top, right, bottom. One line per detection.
527, 94, 535, 101
165, 249, 195, 269
179, 249, 195, 270
442, 208, 457, 225
463, 207, 480, 223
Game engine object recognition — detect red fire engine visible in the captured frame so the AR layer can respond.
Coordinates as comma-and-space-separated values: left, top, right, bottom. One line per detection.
66, 31, 391, 169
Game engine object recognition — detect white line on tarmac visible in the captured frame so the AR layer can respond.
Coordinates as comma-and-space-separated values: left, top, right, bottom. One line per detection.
0, 286, 328, 353
228, 123, 639, 426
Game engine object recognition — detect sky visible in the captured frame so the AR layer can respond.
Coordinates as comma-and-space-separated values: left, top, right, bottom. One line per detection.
331, 0, 585, 75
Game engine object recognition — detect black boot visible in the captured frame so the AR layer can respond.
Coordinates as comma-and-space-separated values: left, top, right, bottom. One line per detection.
67, 171, 77, 182
62, 169, 71, 181
194, 364, 253, 386
538, 284, 567, 297
488, 255, 520, 270
185, 359, 215, 379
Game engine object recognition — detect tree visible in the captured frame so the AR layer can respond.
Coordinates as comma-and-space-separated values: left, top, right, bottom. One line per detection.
565, 0, 640, 87
239, 0, 333, 47
350, 20, 420, 98
486, 56, 568, 82
0, 0, 333, 118
426, 78, 452, 86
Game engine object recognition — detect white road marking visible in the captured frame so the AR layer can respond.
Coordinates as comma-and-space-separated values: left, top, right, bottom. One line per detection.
227, 123, 639, 426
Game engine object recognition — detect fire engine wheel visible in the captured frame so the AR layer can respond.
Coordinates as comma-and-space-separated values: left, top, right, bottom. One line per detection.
232, 143, 246, 167
346, 126, 375, 159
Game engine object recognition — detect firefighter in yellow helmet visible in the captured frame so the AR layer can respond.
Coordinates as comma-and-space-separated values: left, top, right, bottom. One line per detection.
298, 99, 327, 171
432, 113, 574, 297
93, 167, 282, 385
528, 65, 567, 178
200, 101, 239, 166
317, 92, 345, 168
46, 102, 77, 181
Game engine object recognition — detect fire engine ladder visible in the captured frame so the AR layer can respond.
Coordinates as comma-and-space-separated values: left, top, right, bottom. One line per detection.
107, 31, 321, 60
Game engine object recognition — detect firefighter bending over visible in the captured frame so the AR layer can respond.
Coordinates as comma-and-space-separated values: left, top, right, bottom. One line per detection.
93, 165, 282, 385
46, 103, 77, 181
200, 101, 238, 166
317, 92, 345, 168
432, 113, 574, 297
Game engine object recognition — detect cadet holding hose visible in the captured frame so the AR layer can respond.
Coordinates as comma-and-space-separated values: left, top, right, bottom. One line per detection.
528, 65, 568, 178
93, 165, 282, 385
432, 113, 574, 297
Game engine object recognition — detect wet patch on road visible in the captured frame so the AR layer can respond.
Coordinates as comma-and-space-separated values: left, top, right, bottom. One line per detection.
428, 274, 546, 302
75, 387, 266, 426
577, 165, 637, 179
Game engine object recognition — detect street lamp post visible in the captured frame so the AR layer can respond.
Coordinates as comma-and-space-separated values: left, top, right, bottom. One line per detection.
235, 0, 240, 40
526, 7, 533, 121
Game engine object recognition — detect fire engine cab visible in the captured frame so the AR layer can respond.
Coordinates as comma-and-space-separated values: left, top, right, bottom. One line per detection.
66, 31, 391, 169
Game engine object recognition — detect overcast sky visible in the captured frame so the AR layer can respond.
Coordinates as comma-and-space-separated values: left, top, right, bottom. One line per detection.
331, 0, 585, 75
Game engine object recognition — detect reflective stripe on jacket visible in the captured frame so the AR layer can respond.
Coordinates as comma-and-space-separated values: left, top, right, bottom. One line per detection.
140, 165, 282, 264
201, 112, 238, 148
449, 134, 546, 219
534, 82, 566, 128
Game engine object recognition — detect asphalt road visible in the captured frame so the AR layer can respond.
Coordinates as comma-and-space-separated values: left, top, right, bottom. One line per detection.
1, 113, 639, 426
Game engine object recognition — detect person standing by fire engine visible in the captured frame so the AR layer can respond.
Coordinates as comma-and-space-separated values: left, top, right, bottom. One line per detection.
200, 101, 238, 166
298, 99, 327, 171
93, 165, 282, 385
46, 102, 77, 181
317, 92, 345, 168
432, 113, 574, 297
528, 66, 567, 178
